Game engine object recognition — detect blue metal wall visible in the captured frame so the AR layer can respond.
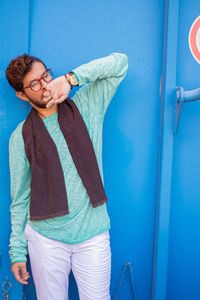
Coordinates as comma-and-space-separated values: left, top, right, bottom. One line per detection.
152, 1, 200, 300
0, 1, 176, 299
28, 1, 164, 299
0, 0, 30, 299
167, 1, 200, 299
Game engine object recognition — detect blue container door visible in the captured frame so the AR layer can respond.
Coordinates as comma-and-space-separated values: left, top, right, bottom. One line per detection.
167, 1, 200, 300
152, 1, 200, 300
0, 1, 165, 299
27, 1, 165, 299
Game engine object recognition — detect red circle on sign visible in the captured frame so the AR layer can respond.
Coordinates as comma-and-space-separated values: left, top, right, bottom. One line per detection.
189, 16, 200, 63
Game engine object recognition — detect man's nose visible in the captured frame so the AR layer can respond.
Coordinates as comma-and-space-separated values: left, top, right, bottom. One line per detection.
41, 78, 47, 89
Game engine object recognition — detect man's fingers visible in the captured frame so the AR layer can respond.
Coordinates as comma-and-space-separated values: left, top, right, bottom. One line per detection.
46, 94, 67, 108
12, 263, 30, 285
20, 264, 30, 279
54, 94, 67, 104
13, 268, 29, 284
15, 271, 29, 285
46, 98, 56, 108
44, 74, 71, 107
43, 91, 51, 98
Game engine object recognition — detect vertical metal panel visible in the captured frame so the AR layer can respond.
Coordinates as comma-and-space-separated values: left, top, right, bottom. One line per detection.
0, 0, 30, 299
167, 1, 200, 299
27, 1, 165, 299
0, 1, 165, 299
151, 1, 180, 299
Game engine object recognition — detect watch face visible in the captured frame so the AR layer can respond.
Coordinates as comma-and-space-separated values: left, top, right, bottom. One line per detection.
70, 74, 78, 86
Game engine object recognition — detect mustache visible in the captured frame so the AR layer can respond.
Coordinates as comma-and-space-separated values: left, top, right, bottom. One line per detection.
28, 97, 53, 109
23, 89, 54, 109
42, 92, 52, 101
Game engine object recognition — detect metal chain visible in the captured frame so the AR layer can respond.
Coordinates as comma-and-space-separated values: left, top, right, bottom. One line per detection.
2, 293, 9, 300
1, 278, 12, 300
113, 261, 138, 300
22, 290, 27, 300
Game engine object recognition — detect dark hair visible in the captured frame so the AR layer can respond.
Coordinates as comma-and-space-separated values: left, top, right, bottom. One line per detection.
5, 54, 46, 92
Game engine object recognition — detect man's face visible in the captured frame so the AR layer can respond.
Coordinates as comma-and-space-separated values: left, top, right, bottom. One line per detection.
19, 61, 53, 109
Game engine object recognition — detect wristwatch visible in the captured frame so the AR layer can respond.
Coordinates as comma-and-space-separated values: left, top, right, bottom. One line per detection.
64, 72, 79, 88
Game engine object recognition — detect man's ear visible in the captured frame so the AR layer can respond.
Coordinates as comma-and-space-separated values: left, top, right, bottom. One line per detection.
16, 91, 29, 102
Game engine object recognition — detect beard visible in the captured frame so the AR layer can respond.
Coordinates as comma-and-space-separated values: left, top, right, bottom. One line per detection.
24, 92, 53, 109
28, 97, 50, 109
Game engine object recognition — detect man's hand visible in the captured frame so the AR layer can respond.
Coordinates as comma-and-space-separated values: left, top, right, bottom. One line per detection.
45, 75, 71, 108
11, 262, 30, 285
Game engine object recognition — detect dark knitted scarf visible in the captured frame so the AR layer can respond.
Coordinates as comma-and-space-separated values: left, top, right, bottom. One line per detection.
22, 98, 108, 220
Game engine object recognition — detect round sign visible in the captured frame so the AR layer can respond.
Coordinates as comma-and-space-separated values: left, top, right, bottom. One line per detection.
189, 16, 200, 64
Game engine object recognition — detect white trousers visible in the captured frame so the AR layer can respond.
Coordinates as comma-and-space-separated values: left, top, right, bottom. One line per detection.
25, 223, 111, 300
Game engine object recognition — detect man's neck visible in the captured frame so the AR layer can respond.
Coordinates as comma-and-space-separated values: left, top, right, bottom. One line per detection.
36, 104, 58, 119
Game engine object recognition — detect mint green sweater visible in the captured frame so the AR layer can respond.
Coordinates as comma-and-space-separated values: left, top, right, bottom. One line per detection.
9, 53, 128, 264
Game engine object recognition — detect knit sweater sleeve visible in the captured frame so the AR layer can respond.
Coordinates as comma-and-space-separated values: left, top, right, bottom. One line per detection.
9, 122, 31, 264
72, 52, 128, 119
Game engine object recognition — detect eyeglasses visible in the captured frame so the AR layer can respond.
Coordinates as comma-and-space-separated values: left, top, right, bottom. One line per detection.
23, 69, 53, 92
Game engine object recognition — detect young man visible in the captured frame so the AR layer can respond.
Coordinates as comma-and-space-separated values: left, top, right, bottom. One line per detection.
6, 52, 128, 300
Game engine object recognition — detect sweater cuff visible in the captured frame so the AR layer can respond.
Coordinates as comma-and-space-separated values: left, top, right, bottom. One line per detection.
11, 257, 27, 265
